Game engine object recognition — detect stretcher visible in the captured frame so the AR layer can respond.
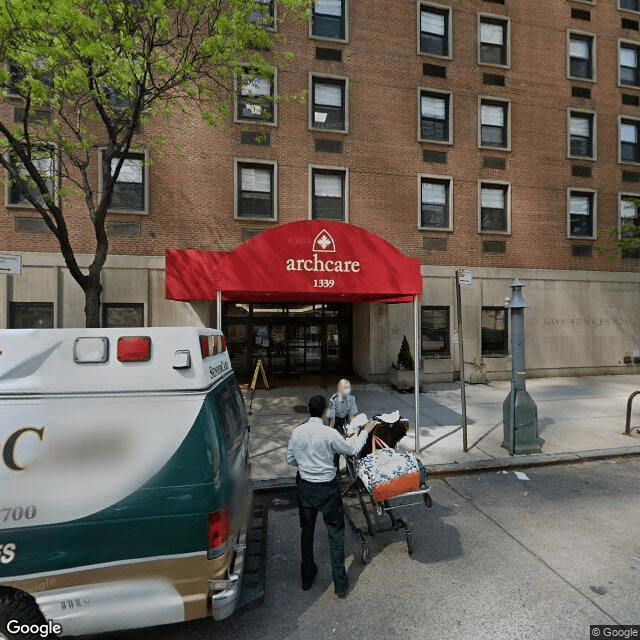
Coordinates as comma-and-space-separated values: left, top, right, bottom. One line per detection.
340, 428, 432, 563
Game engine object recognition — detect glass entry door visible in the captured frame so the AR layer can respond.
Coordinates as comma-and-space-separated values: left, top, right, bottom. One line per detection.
223, 302, 352, 379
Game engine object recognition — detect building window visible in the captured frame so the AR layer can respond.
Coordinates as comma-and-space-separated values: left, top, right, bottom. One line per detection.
311, 77, 346, 131
480, 99, 508, 149
569, 111, 595, 158
479, 16, 508, 66
100, 151, 147, 213
102, 303, 144, 328
236, 161, 276, 219
568, 33, 594, 80
481, 307, 508, 357
249, 0, 275, 25
7, 147, 57, 207
620, 44, 640, 87
419, 90, 451, 142
480, 183, 509, 233
236, 70, 275, 123
620, 0, 640, 11
311, 0, 345, 40
420, 177, 451, 229
620, 195, 640, 258
419, 4, 450, 57
568, 190, 595, 238
421, 306, 450, 359
9, 302, 54, 329
312, 168, 346, 220
620, 119, 640, 163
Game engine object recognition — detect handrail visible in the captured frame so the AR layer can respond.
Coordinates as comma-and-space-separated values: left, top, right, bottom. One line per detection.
624, 391, 640, 435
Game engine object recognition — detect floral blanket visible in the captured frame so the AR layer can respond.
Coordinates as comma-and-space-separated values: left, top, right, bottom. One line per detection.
356, 448, 421, 494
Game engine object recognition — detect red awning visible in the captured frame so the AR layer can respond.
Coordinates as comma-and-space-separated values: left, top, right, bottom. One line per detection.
165, 221, 422, 303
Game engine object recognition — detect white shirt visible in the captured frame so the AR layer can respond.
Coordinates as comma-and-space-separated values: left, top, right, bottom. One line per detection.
286, 416, 369, 483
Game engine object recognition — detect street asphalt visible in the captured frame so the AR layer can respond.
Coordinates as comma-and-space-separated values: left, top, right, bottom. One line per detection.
95, 458, 640, 640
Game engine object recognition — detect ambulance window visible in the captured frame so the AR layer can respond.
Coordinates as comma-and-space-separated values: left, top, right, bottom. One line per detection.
217, 387, 244, 455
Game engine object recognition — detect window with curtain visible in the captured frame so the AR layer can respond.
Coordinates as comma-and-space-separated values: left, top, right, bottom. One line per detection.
620, 195, 640, 259
479, 18, 508, 66
107, 153, 146, 212
420, 91, 449, 141
621, 120, 640, 163
237, 72, 274, 122
421, 178, 450, 228
569, 112, 594, 158
569, 34, 593, 79
312, 0, 345, 39
620, 44, 640, 86
312, 169, 345, 220
568, 191, 594, 238
8, 147, 57, 207
480, 184, 508, 232
480, 100, 508, 148
237, 163, 275, 218
420, 5, 449, 56
312, 78, 346, 130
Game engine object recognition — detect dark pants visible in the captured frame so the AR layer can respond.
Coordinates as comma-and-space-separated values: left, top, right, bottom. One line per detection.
333, 416, 347, 470
297, 474, 348, 591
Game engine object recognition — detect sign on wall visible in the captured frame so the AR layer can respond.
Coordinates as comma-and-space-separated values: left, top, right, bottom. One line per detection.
0, 254, 22, 276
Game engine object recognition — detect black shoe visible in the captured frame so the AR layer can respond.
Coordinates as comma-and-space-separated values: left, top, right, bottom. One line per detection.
301, 564, 318, 591
335, 580, 349, 599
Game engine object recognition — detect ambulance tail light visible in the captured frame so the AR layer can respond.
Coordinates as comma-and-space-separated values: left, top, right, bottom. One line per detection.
117, 336, 151, 362
200, 335, 227, 358
208, 508, 230, 558
73, 337, 109, 363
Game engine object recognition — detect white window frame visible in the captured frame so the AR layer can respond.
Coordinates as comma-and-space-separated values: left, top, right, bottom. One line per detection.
308, 72, 349, 134
567, 29, 597, 83
566, 187, 597, 240
477, 96, 511, 151
619, 0, 640, 14
309, 0, 349, 44
233, 66, 278, 126
418, 174, 453, 231
477, 179, 511, 235
618, 114, 640, 165
308, 164, 349, 222
477, 13, 511, 69
233, 157, 278, 221
417, 87, 453, 145
566, 108, 597, 161
5, 144, 60, 209
98, 148, 150, 215
417, 2, 453, 60
618, 39, 640, 89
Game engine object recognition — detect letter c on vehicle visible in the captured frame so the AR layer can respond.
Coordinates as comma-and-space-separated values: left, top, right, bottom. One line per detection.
3, 427, 45, 471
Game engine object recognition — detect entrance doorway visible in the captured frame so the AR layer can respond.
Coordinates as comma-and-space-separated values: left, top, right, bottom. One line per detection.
223, 302, 352, 379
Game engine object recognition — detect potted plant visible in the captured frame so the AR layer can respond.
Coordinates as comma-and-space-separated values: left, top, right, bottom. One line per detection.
389, 335, 417, 392
464, 358, 487, 384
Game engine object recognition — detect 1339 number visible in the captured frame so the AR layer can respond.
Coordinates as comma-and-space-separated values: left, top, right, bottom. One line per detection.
313, 279, 335, 288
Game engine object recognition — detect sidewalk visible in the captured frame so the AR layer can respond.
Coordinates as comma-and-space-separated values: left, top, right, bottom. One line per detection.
245, 374, 640, 484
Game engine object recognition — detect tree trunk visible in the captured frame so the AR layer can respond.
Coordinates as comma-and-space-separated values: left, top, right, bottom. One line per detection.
84, 279, 103, 328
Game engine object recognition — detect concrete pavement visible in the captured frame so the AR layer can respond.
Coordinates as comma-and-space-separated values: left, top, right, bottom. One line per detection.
246, 374, 640, 482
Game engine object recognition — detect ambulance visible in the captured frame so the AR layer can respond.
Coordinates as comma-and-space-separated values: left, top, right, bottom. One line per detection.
0, 327, 251, 638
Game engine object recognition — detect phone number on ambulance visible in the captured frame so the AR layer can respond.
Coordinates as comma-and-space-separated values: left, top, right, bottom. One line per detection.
313, 279, 335, 288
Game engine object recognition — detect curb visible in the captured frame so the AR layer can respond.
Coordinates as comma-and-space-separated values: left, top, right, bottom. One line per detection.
252, 444, 640, 491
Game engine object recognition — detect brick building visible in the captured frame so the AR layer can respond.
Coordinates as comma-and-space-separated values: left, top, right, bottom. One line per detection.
2, 0, 640, 382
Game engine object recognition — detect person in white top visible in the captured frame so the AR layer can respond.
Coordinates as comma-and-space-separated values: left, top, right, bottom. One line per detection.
286, 395, 376, 597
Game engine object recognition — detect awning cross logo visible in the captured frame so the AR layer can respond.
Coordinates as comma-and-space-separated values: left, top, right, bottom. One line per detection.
312, 229, 336, 253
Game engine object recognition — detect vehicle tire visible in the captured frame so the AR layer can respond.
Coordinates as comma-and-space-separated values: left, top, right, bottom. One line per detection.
360, 544, 370, 565
406, 531, 414, 555
0, 587, 53, 640
423, 492, 433, 509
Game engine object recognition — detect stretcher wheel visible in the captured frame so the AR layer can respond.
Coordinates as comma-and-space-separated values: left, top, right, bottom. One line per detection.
423, 492, 433, 509
361, 544, 370, 565
406, 530, 414, 555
